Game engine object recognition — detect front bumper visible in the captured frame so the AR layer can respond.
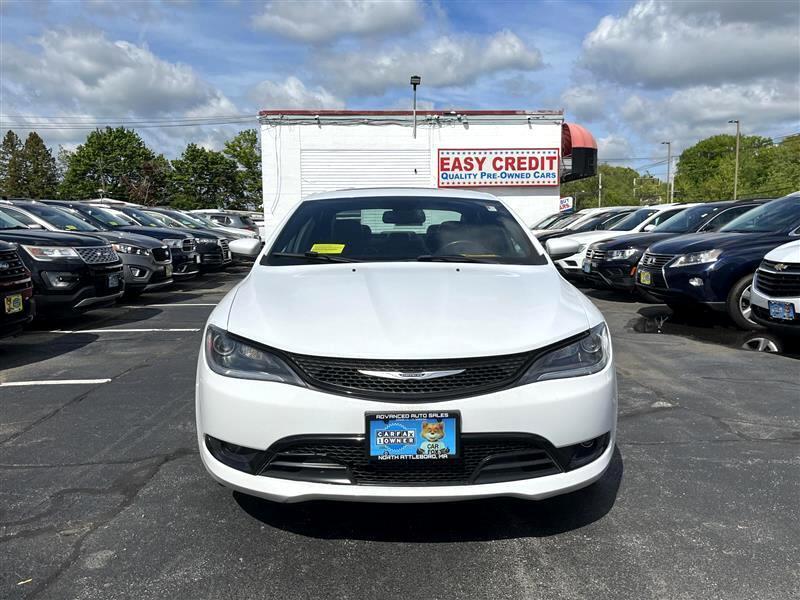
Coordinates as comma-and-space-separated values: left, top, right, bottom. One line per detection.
121, 255, 173, 292
555, 251, 587, 278
196, 351, 617, 503
1, 279, 35, 337
583, 261, 638, 291
750, 285, 800, 331
34, 263, 125, 313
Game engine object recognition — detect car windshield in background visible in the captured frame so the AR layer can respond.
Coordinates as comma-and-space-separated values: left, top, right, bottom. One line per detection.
192, 214, 219, 228
20, 205, 99, 232
80, 206, 136, 228
720, 194, 800, 233
264, 196, 546, 266
118, 208, 164, 227
609, 208, 657, 231
653, 204, 725, 233
159, 211, 206, 228
144, 211, 184, 228
0, 210, 30, 229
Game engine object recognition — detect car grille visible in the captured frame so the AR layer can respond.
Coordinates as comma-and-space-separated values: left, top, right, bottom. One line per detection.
219, 239, 231, 260
76, 245, 119, 264
285, 350, 536, 400
754, 261, 800, 297
0, 248, 28, 283
151, 247, 171, 263
263, 436, 562, 486
586, 248, 607, 262
182, 239, 195, 252
640, 252, 675, 269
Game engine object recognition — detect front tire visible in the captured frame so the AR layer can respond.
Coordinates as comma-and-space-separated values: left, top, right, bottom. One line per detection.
726, 274, 763, 330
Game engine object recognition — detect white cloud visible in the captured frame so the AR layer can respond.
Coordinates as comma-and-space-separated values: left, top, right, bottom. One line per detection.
620, 81, 800, 150
249, 76, 345, 110
582, 0, 800, 88
561, 85, 607, 122
317, 30, 543, 96
597, 134, 633, 161
252, 0, 422, 43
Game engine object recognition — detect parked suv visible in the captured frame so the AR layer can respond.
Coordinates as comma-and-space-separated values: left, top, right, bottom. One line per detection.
636, 193, 800, 329
0, 212, 124, 315
583, 201, 764, 292
1, 200, 173, 297
190, 210, 260, 234
751, 240, 800, 333
137, 208, 232, 270
42, 201, 200, 279
0, 240, 34, 337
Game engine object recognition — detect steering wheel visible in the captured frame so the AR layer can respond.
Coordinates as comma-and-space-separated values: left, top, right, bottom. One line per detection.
437, 240, 490, 255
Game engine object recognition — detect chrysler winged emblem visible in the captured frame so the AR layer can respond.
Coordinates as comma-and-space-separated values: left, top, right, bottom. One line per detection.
358, 369, 465, 380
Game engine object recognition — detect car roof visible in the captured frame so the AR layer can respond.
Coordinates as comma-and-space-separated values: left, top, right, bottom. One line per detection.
301, 187, 500, 202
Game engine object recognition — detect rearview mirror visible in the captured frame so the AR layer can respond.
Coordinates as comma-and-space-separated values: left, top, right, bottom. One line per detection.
545, 238, 581, 261
643, 224, 656, 232
228, 238, 262, 258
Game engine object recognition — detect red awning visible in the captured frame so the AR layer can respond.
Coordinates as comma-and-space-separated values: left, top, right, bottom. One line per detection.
562, 123, 597, 156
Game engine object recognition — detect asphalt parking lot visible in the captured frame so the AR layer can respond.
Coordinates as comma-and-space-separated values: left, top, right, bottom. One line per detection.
1, 267, 798, 600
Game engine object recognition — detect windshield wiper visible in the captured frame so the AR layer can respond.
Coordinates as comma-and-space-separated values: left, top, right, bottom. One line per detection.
416, 254, 496, 263
271, 251, 360, 263
0, 226, 30, 230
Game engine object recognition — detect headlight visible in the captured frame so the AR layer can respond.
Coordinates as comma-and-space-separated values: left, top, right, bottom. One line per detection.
196, 238, 218, 245
518, 322, 610, 383
112, 243, 151, 256
608, 248, 640, 261
670, 249, 722, 268
205, 326, 306, 386
22, 245, 80, 261
163, 238, 184, 248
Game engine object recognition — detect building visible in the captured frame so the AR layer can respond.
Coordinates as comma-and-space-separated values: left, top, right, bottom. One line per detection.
259, 109, 596, 232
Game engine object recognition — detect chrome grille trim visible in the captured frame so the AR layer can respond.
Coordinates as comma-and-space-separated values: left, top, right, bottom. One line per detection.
640, 252, 675, 269
75, 245, 119, 265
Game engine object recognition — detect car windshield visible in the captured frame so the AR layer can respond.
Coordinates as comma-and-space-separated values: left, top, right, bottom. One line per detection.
653, 203, 728, 233
120, 208, 164, 228
18, 204, 99, 232
160, 210, 206, 228
609, 208, 658, 231
0, 211, 29, 229
191, 214, 219, 227
531, 213, 561, 229
264, 196, 546, 265
79, 205, 136, 227
720, 195, 800, 233
144, 211, 185, 228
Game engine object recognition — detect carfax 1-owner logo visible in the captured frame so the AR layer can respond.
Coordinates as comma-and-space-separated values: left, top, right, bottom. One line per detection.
438, 148, 559, 187
368, 413, 458, 461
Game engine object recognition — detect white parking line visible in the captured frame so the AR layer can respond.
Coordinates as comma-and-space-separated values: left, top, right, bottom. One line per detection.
49, 328, 201, 333
0, 379, 111, 387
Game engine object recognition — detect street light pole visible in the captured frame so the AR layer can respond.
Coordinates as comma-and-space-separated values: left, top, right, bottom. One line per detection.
661, 141, 672, 203
597, 172, 602, 207
728, 119, 740, 200
410, 75, 421, 139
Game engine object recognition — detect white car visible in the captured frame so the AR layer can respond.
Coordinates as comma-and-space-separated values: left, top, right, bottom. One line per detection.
196, 188, 616, 503
751, 239, 800, 331
556, 204, 695, 277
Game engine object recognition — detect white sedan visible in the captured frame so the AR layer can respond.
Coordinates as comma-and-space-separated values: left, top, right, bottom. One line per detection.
196, 188, 616, 503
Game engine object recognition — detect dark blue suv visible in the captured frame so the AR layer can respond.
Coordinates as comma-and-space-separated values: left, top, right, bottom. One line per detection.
635, 193, 800, 329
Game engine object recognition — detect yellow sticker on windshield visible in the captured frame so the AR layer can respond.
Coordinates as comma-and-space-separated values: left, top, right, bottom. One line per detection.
310, 243, 345, 254
65, 225, 77, 230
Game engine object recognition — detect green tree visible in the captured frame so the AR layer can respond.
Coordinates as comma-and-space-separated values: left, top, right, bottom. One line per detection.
674, 134, 772, 201
561, 164, 641, 210
758, 135, 800, 199
168, 143, 239, 209
223, 129, 262, 210
18, 132, 59, 198
59, 127, 159, 200
0, 130, 24, 197
123, 155, 171, 206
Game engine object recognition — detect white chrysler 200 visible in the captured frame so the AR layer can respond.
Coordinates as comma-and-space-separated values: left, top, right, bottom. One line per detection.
196, 188, 617, 503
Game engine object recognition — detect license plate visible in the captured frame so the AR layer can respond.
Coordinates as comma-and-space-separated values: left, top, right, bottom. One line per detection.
638, 270, 652, 285
165, 264, 173, 278
108, 273, 120, 288
582, 261, 591, 273
366, 411, 460, 461
4, 293, 23, 314
768, 300, 796, 321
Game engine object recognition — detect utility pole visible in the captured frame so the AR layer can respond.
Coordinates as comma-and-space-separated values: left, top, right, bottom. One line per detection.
661, 141, 672, 203
633, 177, 638, 203
597, 172, 602, 207
410, 75, 421, 139
728, 119, 740, 200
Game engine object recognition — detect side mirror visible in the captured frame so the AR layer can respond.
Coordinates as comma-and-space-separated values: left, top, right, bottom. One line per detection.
643, 224, 656, 232
228, 238, 262, 258
545, 238, 581, 261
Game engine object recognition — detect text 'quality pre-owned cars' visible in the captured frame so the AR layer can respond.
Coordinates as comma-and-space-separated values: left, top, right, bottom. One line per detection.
196, 188, 617, 503
0, 212, 124, 314
636, 193, 800, 329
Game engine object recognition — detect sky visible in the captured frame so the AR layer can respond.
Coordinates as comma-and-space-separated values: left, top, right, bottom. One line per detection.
1, 0, 798, 180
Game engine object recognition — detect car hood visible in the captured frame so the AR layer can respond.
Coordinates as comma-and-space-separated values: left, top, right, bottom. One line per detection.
118, 226, 193, 240
0, 229, 107, 246
563, 230, 637, 245
600, 232, 675, 251
764, 240, 800, 263
81, 230, 165, 249
647, 232, 790, 255
226, 263, 592, 359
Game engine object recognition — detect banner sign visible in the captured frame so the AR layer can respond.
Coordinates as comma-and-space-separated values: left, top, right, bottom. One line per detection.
559, 196, 574, 212
438, 148, 559, 188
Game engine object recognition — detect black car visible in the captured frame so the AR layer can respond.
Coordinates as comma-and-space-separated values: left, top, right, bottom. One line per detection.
635, 193, 800, 329
535, 208, 635, 243
41, 201, 200, 279
583, 200, 764, 292
0, 240, 35, 337
1, 200, 174, 298
141, 208, 232, 269
0, 212, 125, 315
